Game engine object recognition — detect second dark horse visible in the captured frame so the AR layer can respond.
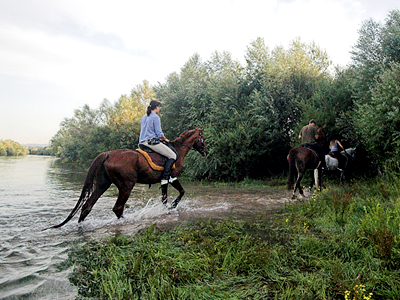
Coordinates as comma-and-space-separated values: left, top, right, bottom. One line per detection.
47, 128, 208, 229
287, 126, 326, 199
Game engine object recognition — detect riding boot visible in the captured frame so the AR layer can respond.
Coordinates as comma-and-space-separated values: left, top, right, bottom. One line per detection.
161, 158, 175, 185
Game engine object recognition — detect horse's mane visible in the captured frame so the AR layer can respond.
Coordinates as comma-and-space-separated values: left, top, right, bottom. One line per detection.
172, 128, 197, 143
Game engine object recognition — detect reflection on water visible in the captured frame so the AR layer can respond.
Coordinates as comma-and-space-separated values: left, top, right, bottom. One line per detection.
0, 156, 84, 299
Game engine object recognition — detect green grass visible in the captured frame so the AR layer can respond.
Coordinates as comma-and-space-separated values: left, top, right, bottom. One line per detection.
67, 176, 400, 299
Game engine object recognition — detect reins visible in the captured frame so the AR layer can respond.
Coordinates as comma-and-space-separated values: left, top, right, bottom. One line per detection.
170, 141, 193, 150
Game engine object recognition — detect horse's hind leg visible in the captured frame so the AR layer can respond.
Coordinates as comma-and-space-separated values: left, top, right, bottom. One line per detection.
113, 183, 134, 219
79, 180, 111, 223
169, 179, 185, 209
298, 175, 305, 197
293, 172, 305, 199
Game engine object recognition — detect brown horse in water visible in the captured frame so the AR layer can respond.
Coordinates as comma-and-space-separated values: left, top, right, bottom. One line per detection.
287, 126, 326, 199
46, 127, 207, 229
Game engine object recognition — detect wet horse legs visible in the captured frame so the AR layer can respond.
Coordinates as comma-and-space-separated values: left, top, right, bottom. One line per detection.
161, 179, 185, 209
170, 179, 185, 209
78, 181, 111, 222
112, 183, 135, 219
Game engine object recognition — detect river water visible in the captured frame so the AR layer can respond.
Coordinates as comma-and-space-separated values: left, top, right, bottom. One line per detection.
0, 155, 288, 299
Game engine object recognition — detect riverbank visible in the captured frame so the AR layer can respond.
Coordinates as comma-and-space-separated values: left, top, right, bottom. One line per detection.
67, 177, 400, 299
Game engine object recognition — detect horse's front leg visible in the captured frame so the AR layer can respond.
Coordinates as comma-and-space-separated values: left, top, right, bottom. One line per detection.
314, 169, 320, 191
169, 179, 185, 209
340, 161, 348, 185
316, 167, 325, 191
161, 184, 168, 205
308, 170, 315, 192
340, 170, 346, 185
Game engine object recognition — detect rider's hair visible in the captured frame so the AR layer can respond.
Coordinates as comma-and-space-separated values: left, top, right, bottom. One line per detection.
147, 100, 161, 116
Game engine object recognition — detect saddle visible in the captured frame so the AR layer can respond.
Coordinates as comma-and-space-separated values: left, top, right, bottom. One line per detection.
302, 144, 320, 159
136, 145, 175, 171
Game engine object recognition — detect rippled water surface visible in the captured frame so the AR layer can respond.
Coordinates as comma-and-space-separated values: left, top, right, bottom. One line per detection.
0, 155, 181, 299
0, 155, 288, 299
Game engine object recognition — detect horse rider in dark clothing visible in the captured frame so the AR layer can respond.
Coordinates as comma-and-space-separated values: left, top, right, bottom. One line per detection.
298, 119, 326, 169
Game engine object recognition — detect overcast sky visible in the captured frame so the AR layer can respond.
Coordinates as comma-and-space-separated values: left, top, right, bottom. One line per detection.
0, 0, 399, 145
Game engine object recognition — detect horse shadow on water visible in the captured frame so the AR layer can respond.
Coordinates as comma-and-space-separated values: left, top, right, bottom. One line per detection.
287, 147, 356, 199
44, 128, 208, 230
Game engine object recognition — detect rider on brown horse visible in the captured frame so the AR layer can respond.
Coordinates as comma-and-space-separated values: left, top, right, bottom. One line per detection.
298, 119, 326, 169
139, 100, 177, 195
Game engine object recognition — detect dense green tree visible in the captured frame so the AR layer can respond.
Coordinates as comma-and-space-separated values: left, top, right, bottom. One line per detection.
380, 10, 400, 67
0, 140, 29, 156
29, 146, 53, 155
354, 63, 400, 166
51, 82, 149, 165
156, 37, 336, 180
349, 9, 400, 171
155, 54, 211, 138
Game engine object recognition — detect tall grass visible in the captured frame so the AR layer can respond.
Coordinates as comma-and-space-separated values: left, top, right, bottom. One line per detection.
67, 176, 400, 299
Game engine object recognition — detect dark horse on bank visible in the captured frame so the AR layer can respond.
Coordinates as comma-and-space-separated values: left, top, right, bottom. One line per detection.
287, 126, 326, 199
46, 128, 208, 229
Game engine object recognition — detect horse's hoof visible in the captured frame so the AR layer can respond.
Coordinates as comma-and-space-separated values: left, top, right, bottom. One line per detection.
169, 200, 180, 209
291, 194, 297, 200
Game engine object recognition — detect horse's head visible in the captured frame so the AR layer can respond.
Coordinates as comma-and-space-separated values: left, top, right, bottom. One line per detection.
192, 128, 208, 157
173, 127, 208, 157
316, 125, 326, 145
342, 147, 356, 160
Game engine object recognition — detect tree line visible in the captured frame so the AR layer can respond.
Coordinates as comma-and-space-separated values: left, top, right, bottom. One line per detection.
51, 10, 400, 180
0, 140, 29, 156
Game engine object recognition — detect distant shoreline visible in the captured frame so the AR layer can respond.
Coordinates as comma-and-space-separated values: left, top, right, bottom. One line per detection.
23, 144, 49, 148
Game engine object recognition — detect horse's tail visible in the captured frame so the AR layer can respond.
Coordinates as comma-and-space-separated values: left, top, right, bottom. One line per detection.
43, 152, 109, 230
287, 149, 297, 190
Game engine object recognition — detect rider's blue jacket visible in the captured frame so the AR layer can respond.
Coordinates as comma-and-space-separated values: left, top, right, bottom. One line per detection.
139, 112, 164, 143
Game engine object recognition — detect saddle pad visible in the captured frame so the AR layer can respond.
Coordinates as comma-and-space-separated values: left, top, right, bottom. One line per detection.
136, 148, 175, 171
